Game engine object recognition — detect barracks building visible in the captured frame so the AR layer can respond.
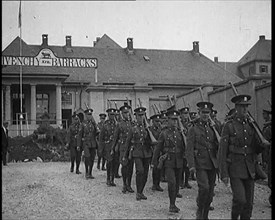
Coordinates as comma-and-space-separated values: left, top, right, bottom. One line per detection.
2, 34, 271, 137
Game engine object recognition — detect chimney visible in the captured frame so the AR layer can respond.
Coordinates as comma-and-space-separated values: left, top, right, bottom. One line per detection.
65, 36, 72, 47
96, 37, 100, 42
42, 34, 48, 46
214, 57, 218, 63
259, 35, 265, 40
193, 41, 199, 53
127, 38, 133, 53
93, 41, 96, 47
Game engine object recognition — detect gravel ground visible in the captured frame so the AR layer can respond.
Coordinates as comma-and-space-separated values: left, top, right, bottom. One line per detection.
2, 161, 271, 219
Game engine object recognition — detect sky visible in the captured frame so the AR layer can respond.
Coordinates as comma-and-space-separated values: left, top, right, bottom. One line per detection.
2, 1, 271, 62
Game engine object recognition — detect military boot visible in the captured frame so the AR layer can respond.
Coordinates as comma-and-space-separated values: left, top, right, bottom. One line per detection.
70, 164, 74, 172
122, 185, 127, 194
110, 175, 116, 186
169, 204, 180, 213
196, 207, 204, 220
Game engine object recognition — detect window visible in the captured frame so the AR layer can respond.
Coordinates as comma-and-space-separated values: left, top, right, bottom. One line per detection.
259, 65, 268, 73
62, 92, 72, 105
37, 93, 49, 114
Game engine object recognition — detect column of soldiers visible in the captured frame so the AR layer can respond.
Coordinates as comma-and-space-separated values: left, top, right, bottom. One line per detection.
65, 93, 271, 219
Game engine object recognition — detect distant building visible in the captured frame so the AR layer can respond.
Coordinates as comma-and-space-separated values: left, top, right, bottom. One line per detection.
2, 34, 271, 137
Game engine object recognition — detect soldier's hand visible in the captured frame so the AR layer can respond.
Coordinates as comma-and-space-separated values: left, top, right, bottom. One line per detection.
189, 167, 196, 174
65, 143, 69, 150
150, 164, 154, 169
77, 146, 81, 151
110, 149, 114, 155
222, 177, 230, 187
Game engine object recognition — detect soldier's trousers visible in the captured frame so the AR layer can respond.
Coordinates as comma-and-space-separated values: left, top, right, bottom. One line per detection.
121, 159, 134, 187
114, 151, 120, 176
165, 167, 181, 206
84, 148, 96, 175
230, 177, 254, 220
179, 158, 190, 186
196, 168, 216, 219
106, 158, 116, 182
134, 157, 151, 194
152, 166, 161, 187
70, 147, 81, 171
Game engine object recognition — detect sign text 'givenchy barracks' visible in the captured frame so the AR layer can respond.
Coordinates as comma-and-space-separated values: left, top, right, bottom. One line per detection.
2, 48, 97, 68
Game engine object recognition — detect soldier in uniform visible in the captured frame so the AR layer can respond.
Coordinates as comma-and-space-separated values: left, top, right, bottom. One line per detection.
149, 114, 163, 192
186, 101, 219, 219
114, 108, 122, 178
262, 108, 272, 205
98, 108, 117, 186
66, 112, 82, 174
97, 113, 106, 171
159, 111, 168, 182
125, 106, 152, 201
113, 104, 135, 193
178, 107, 192, 189
77, 108, 99, 179
152, 110, 186, 213
218, 94, 269, 219
190, 111, 198, 120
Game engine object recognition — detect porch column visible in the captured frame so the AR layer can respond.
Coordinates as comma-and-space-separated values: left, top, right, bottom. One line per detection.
30, 84, 36, 125
1, 87, 4, 123
56, 84, 62, 126
5, 84, 11, 123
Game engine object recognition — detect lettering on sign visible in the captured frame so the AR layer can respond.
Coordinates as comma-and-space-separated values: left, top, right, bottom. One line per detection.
2, 48, 97, 68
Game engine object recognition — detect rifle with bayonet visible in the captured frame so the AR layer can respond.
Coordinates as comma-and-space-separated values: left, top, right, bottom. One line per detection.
138, 98, 158, 145
126, 97, 136, 123
228, 82, 270, 146
198, 88, 221, 143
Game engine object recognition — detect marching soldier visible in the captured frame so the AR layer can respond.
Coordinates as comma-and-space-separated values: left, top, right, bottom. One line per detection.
186, 101, 219, 219
218, 94, 270, 219
97, 113, 106, 171
77, 108, 99, 179
160, 110, 168, 182
66, 112, 82, 174
149, 114, 163, 192
113, 104, 135, 193
114, 109, 122, 178
98, 108, 117, 186
152, 110, 186, 213
262, 108, 272, 205
125, 106, 152, 201
178, 107, 192, 189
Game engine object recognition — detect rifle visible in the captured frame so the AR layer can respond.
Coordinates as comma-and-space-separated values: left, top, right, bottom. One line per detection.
138, 98, 158, 145
154, 104, 161, 115
114, 101, 121, 123
198, 88, 221, 143
168, 95, 187, 146
126, 97, 136, 123
226, 104, 231, 111
228, 82, 270, 146
84, 102, 100, 134
151, 105, 157, 115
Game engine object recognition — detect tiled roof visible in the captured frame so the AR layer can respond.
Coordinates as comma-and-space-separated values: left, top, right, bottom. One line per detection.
217, 62, 245, 79
2, 35, 242, 86
238, 36, 271, 66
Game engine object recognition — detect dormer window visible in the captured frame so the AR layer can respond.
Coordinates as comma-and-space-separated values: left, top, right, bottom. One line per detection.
259, 65, 268, 73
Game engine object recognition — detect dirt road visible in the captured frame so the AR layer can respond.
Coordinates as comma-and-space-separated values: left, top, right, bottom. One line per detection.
2, 161, 271, 219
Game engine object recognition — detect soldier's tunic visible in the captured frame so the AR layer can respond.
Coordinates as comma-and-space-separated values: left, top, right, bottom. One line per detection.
99, 119, 117, 185
77, 119, 98, 177
149, 124, 162, 188
96, 120, 106, 170
113, 118, 135, 192
66, 120, 82, 172
218, 115, 265, 219
125, 123, 152, 196
152, 126, 185, 207
186, 119, 218, 219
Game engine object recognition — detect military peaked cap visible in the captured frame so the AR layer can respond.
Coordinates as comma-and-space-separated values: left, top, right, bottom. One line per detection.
196, 101, 213, 111
211, 109, 218, 114
160, 111, 168, 119
167, 110, 180, 119
134, 106, 146, 115
179, 107, 190, 113
99, 113, 107, 118
106, 108, 117, 114
120, 105, 131, 112
150, 114, 161, 120
72, 112, 79, 119
84, 109, 93, 114
190, 112, 197, 117
231, 94, 251, 105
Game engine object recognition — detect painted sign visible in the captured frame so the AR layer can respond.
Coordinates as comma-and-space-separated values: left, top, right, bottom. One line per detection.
2, 48, 97, 68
